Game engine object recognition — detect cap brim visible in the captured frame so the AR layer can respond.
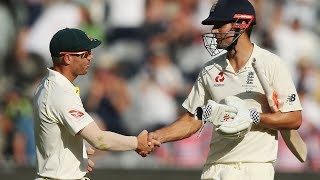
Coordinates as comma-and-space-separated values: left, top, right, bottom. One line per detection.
202, 17, 230, 26
202, 17, 215, 25
85, 39, 102, 50
76, 39, 102, 52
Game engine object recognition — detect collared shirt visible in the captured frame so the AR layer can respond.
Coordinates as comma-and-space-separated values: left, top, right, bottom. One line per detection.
33, 68, 93, 179
183, 44, 302, 164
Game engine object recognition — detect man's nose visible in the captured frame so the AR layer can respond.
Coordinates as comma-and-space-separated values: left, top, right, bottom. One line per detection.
87, 54, 93, 61
211, 28, 219, 33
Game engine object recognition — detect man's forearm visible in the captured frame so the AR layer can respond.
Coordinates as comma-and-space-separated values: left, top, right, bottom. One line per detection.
154, 112, 202, 143
80, 122, 137, 151
260, 111, 302, 130
92, 131, 137, 151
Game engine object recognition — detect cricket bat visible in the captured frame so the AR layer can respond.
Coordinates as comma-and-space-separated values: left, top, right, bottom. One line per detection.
252, 58, 307, 162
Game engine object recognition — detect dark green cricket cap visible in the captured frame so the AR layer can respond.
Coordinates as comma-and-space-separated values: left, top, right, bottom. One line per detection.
49, 28, 101, 57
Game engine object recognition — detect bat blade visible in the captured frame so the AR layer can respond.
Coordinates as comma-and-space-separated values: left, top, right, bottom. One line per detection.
252, 58, 307, 162
280, 130, 307, 162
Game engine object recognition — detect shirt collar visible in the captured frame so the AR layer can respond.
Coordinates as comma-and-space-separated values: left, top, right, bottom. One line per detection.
47, 68, 77, 92
213, 43, 259, 73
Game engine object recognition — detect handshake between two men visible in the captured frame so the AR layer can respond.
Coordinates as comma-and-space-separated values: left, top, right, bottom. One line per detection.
135, 96, 261, 157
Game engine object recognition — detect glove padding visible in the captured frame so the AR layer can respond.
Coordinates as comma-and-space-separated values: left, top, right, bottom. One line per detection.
216, 96, 257, 139
195, 100, 237, 136
200, 100, 237, 126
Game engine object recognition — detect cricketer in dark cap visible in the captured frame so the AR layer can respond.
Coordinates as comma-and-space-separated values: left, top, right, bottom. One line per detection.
33, 27, 157, 180
50, 28, 101, 58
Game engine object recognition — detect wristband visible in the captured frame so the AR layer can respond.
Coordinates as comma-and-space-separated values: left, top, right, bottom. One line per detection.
195, 106, 206, 137
249, 108, 260, 125
194, 106, 203, 120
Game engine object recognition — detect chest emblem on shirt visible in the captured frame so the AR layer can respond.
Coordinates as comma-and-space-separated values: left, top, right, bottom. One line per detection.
214, 72, 225, 87
242, 71, 257, 92
246, 71, 254, 84
68, 110, 84, 119
215, 72, 225, 82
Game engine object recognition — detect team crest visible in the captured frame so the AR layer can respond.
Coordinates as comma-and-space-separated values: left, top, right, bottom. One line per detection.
246, 71, 254, 84
242, 70, 257, 92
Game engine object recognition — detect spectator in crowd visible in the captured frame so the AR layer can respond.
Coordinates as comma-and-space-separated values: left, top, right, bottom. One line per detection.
85, 53, 131, 135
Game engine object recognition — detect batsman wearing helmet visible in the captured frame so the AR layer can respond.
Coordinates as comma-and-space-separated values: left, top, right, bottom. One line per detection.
144, 0, 303, 179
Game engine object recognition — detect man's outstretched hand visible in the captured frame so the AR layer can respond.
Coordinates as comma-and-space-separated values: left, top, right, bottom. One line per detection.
86, 147, 95, 173
135, 130, 161, 157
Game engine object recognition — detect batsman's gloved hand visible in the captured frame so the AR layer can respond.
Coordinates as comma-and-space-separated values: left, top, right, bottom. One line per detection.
195, 100, 237, 136
216, 96, 260, 139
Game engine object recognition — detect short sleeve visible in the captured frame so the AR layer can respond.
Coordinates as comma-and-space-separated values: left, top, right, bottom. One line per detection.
49, 92, 94, 136
182, 69, 210, 114
269, 60, 302, 112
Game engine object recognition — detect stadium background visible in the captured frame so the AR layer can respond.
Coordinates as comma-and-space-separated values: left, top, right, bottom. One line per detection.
0, 0, 319, 179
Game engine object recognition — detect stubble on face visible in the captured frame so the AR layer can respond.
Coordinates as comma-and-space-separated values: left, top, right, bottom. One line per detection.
216, 35, 234, 49
214, 23, 236, 49
72, 58, 91, 76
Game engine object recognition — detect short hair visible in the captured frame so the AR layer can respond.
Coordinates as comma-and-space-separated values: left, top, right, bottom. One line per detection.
52, 56, 63, 66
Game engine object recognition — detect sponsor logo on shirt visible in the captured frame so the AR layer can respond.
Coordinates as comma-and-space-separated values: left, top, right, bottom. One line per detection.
215, 72, 225, 82
286, 94, 296, 105
214, 72, 225, 87
68, 110, 84, 119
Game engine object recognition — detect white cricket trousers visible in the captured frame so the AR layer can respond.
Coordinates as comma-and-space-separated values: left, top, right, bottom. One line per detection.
35, 176, 90, 180
201, 162, 274, 180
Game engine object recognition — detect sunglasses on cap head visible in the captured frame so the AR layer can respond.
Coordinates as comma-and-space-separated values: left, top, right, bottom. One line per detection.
59, 50, 91, 58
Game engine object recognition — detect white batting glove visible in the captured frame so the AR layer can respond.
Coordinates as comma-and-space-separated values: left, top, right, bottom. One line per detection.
216, 96, 260, 137
195, 100, 237, 136
202, 100, 238, 126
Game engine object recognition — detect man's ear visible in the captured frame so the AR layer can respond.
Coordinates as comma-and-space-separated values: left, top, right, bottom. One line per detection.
62, 55, 72, 65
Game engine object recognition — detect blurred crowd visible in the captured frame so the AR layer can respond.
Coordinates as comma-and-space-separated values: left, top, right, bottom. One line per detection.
0, 0, 320, 173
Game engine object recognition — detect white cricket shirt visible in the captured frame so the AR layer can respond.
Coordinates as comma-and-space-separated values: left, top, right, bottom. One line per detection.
183, 44, 302, 164
33, 68, 93, 179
